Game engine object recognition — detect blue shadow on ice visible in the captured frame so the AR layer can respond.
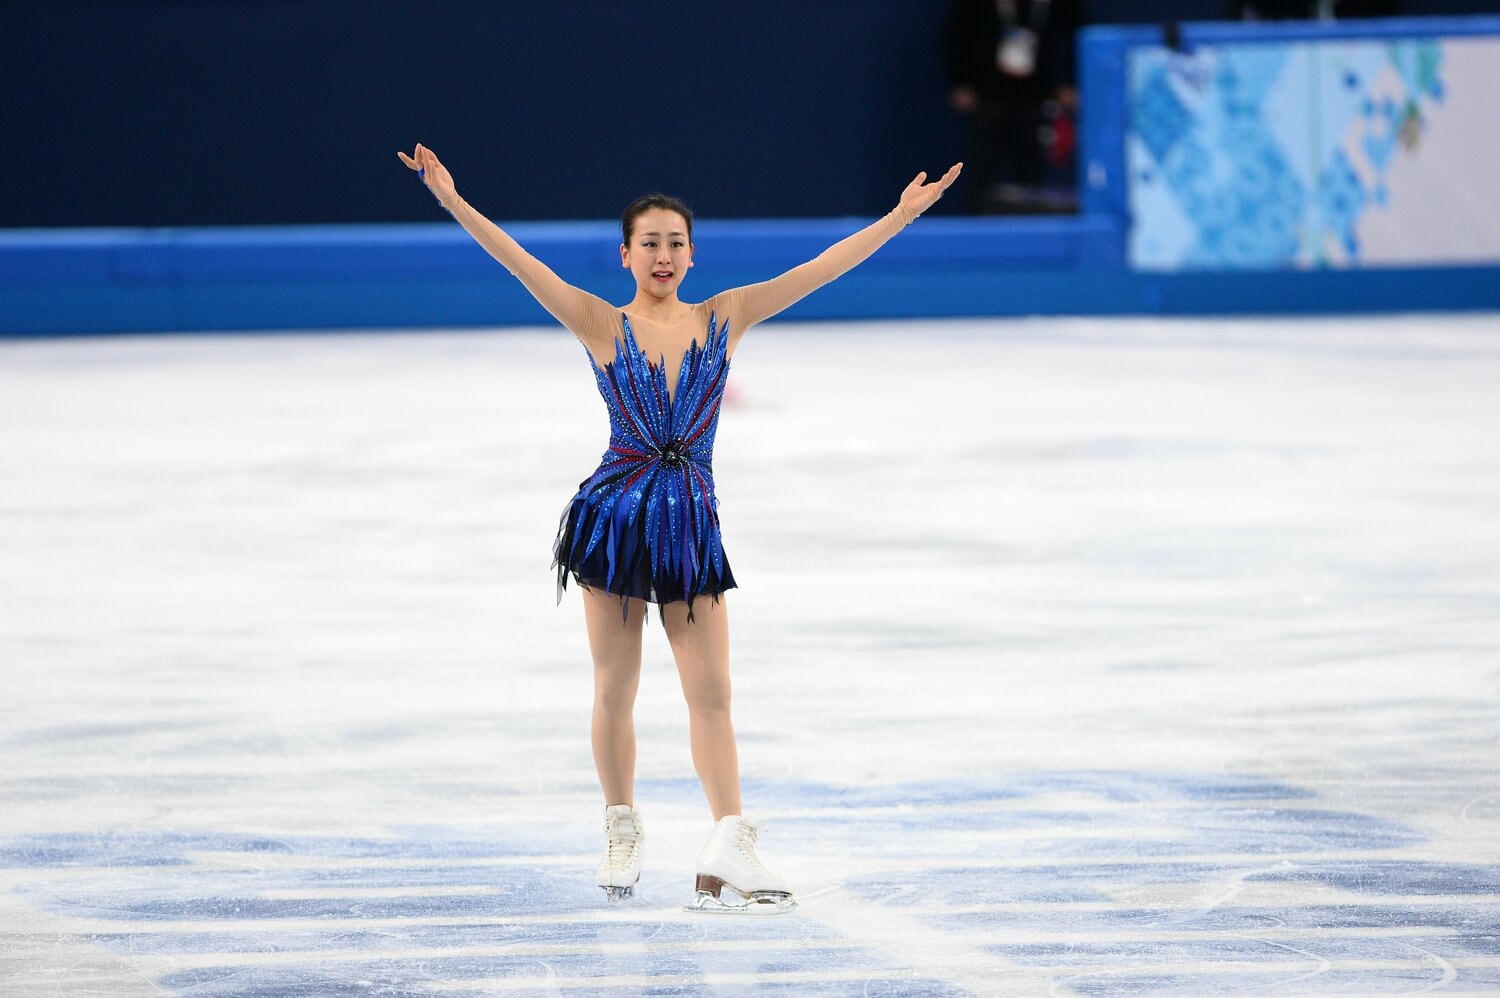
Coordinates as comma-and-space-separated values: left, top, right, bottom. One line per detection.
4, 769, 1498, 995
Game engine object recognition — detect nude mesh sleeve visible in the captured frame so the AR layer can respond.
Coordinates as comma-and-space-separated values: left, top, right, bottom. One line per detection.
710, 206, 917, 334
440, 195, 616, 344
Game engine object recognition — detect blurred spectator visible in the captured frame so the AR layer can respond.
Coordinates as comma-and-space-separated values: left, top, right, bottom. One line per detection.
943, 0, 1084, 214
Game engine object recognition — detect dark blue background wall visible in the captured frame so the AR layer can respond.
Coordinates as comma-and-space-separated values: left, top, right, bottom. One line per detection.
4, 0, 1495, 229
2, 0, 1488, 226
6, 1, 969, 226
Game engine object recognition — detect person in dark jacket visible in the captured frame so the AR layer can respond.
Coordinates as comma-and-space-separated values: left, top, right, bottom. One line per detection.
943, 0, 1084, 213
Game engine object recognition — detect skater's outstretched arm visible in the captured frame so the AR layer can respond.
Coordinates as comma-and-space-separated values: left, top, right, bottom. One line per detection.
398, 143, 615, 346
711, 163, 961, 342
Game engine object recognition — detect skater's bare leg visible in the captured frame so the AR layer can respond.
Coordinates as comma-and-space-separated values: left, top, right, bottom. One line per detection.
582, 586, 645, 807
661, 594, 742, 819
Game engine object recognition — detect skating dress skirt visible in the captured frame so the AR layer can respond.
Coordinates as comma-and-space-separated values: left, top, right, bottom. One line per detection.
553, 313, 736, 615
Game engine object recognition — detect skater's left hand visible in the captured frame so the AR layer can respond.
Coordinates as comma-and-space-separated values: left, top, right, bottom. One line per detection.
397, 143, 457, 203
899, 163, 962, 219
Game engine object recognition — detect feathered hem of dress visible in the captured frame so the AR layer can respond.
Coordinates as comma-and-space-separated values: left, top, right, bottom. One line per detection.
552, 503, 737, 624
553, 566, 736, 624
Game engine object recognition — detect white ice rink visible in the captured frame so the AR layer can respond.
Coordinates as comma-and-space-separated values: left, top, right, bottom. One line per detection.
2, 315, 1498, 995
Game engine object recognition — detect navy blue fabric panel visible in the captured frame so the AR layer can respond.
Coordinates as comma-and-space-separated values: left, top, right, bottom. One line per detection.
0, 1, 968, 228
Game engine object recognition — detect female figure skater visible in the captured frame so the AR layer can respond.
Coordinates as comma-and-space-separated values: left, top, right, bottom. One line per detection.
398, 144, 959, 913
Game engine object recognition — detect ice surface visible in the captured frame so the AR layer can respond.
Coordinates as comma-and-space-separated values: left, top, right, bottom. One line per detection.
1, 315, 1498, 995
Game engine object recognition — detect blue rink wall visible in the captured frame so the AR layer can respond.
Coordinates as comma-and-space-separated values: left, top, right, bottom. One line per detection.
5, 15, 1500, 336
4, 220, 1498, 336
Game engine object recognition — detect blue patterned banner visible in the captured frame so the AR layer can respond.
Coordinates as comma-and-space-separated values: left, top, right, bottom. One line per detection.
1128, 35, 1500, 270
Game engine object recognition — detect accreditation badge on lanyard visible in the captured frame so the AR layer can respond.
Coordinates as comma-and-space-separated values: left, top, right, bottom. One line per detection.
994, 0, 1050, 78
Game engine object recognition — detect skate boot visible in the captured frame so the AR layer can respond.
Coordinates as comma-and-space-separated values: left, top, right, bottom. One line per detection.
684, 815, 797, 914
595, 803, 643, 902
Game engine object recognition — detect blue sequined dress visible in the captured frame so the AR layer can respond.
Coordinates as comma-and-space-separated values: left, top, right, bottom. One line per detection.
553, 312, 735, 614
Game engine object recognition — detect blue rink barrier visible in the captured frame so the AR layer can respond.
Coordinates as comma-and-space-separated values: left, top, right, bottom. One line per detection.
1078, 15, 1500, 284
6, 15, 1500, 336
3, 217, 1499, 336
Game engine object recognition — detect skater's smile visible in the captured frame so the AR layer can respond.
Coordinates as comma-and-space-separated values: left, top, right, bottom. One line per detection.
621, 207, 694, 299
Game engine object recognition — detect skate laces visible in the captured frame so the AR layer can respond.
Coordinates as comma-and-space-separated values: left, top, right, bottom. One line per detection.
603, 812, 641, 869
733, 818, 768, 870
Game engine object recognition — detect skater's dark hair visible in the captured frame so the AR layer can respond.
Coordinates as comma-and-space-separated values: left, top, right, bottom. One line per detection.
621, 193, 694, 246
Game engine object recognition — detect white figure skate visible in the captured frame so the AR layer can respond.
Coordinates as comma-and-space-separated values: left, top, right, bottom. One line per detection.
684, 815, 797, 914
595, 803, 643, 902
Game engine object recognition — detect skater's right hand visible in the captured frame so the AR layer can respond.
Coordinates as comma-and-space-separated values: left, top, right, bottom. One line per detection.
898, 162, 962, 219
397, 143, 457, 203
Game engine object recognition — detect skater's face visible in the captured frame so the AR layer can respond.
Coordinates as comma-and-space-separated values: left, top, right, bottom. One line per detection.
621, 208, 694, 300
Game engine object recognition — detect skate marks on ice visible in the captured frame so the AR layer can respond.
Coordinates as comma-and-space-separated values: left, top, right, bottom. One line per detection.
776, 771, 1500, 995
0, 826, 962, 996
4, 318, 1500, 995
4, 773, 1500, 995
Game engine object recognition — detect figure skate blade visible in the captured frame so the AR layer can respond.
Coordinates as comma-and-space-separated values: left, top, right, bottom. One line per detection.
684, 887, 796, 915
